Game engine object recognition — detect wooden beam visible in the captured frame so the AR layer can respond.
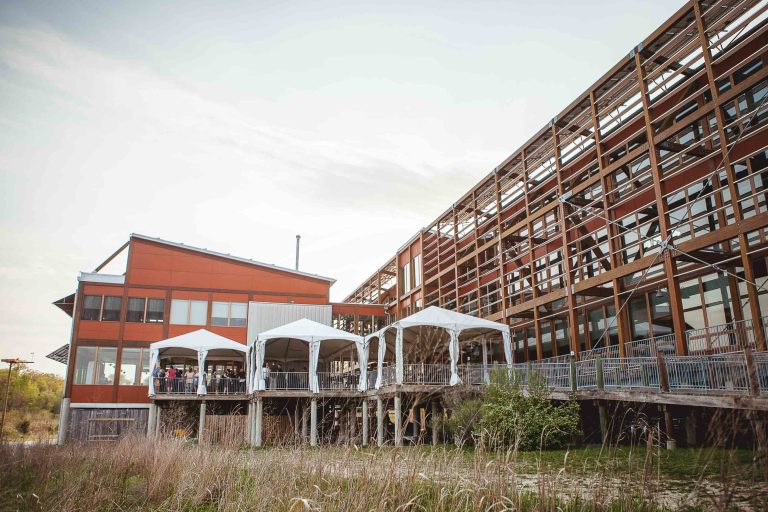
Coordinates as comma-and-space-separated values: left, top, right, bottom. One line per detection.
93, 240, 130, 273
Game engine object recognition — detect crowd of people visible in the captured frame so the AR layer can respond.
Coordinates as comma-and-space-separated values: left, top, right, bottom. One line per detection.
152, 365, 246, 394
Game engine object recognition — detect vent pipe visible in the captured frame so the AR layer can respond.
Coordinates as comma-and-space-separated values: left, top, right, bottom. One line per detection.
295, 235, 301, 270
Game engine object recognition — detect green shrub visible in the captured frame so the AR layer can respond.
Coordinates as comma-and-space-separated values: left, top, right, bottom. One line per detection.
480, 368, 581, 451
445, 398, 483, 446
16, 419, 31, 435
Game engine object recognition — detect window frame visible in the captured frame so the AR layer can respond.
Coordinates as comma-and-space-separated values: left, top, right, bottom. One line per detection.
211, 301, 248, 327
73, 345, 117, 385
118, 347, 151, 386
170, 299, 208, 326
126, 297, 166, 323
80, 295, 122, 322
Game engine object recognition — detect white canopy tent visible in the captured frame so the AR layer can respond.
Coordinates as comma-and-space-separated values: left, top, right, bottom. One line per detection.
250, 318, 364, 393
364, 328, 396, 389
148, 329, 248, 396
379, 306, 513, 387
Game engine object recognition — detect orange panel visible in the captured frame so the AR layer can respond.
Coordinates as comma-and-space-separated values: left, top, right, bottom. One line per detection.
127, 288, 166, 298
71, 385, 114, 403
171, 290, 209, 300
167, 325, 205, 338
211, 292, 249, 302
78, 321, 120, 340
123, 323, 165, 342
208, 326, 247, 344
116, 386, 150, 403
83, 284, 125, 296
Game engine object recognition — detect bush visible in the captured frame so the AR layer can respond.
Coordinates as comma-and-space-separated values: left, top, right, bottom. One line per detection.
445, 398, 483, 446
16, 419, 31, 435
480, 368, 581, 451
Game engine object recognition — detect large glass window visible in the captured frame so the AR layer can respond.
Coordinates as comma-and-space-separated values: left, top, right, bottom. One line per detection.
147, 299, 165, 323
126, 297, 165, 323
127, 298, 146, 323
170, 299, 208, 325
101, 296, 122, 321
211, 302, 248, 327
413, 254, 422, 287
119, 347, 150, 386
74, 346, 117, 385
81, 296, 102, 321
402, 262, 411, 293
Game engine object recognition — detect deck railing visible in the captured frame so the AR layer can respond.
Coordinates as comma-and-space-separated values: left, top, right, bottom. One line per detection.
153, 376, 247, 395
665, 353, 750, 392
265, 372, 309, 390
601, 357, 661, 390
318, 372, 359, 390
685, 319, 759, 355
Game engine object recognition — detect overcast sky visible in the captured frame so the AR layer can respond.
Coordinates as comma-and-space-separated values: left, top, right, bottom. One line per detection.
0, 0, 679, 375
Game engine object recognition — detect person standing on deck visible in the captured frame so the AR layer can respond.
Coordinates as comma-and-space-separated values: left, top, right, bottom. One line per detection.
263, 363, 271, 390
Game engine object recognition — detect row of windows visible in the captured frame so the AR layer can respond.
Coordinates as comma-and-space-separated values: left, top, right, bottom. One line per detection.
73, 346, 150, 386
81, 296, 248, 327
401, 254, 422, 294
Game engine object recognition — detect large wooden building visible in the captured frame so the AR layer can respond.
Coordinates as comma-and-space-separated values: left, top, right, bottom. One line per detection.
51, 234, 384, 442
49, 0, 768, 445
344, 0, 768, 362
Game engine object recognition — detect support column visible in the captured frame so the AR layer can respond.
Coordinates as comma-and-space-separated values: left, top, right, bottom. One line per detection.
362, 399, 369, 446
431, 401, 439, 446
310, 398, 318, 447
255, 397, 263, 447
155, 404, 162, 437
57, 397, 71, 446
663, 405, 676, 450
394, 394, 403, 447
147, 403, 157, 439
349, 406, 357, 443
301, 402, 308, 442
376, 396, 384, 447
294, 401, 300, 439
246, 402, 252, 444
198, 401, 206, 444
596, 400, 608, 444
685, 409, 697, 447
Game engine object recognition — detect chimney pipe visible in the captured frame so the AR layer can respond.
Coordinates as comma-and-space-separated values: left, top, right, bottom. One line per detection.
295, 235, 301, 270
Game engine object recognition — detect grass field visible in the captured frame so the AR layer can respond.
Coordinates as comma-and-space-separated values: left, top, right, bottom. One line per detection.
1, 436, 767, 511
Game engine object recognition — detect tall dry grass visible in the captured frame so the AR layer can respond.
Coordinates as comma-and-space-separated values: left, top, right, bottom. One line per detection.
0, 439, 743, 511
2, 415, 766, 512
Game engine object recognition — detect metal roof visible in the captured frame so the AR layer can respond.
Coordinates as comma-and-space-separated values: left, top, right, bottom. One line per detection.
46, 344, 69, 365
131, 233, 337, 284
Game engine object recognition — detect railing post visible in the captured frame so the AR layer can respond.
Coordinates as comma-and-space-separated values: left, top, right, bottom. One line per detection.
569, 354, 577, 392
595, 355, 604, 391
657, 351, 670, 392
744, 348, 760, 397
526, 360, 533, 388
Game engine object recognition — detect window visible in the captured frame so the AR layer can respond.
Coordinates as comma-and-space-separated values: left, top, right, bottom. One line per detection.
211, 302, 248, 327
80, 295, 122, 321
413, 254, 421, 287
81, 296, 102, 321
101, 296, 122, 321
127, 298, 145, 323
147, 298, 165, 323
402, 262, 411, 293
126, 297, 165, 323
119, 347, 150, 385
170, 299, 208, 325
74, 346, 117, 385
